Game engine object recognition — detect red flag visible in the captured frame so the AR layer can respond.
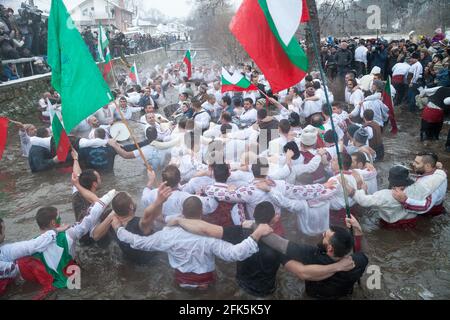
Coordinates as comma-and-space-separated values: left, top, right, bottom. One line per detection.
0, 117, 8, 160
229, 0, 309, 93
382, 76, 398, 134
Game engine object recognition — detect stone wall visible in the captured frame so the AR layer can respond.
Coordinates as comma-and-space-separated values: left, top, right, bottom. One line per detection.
0, 42, 187, 121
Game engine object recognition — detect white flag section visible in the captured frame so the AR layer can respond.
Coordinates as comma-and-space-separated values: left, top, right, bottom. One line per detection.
266, 0, 302, 46
221, 67, 245, 85
97, 25, 109, 62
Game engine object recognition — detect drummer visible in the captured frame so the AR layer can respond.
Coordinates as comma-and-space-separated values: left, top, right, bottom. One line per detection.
114, 97, 141, 121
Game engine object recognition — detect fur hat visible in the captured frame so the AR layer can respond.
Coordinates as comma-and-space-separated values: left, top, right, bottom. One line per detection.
300, 125, 318, 146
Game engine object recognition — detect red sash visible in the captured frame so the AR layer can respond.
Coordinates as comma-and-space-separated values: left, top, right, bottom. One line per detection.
422, 204, 446, 218
392, 75, 404, 84
422, 106, 444, 123
203, 201, 234, 227
174, 269, 215, 289
300, 150, 327, 183
380, 217, 418, 229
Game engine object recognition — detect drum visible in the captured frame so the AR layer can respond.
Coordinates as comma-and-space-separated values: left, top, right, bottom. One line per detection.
110, 122, 131, 141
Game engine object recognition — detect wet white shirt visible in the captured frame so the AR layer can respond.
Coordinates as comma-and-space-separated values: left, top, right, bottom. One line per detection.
116, 226, 258, 274
0, 230, 56, 279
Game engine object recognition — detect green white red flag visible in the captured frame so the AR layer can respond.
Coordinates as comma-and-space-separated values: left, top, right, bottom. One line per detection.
230, 0, 309, 93
183, 50, 192, 79
221, 68, 258, 93
51, 114, 71, 162
129, 62, 141, 85
98, 24, 112, 79
382, 76, 398, 134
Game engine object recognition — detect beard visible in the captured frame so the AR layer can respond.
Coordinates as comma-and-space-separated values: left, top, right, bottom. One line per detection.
317, 242, 328, 254
414, 167, 425, 175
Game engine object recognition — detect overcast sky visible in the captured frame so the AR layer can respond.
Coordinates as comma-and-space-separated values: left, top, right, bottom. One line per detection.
2, 0, 243, 18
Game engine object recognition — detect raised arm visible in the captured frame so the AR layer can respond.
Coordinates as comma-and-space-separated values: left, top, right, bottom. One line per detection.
71, 172, 99, 204
139, 182, 172, 235
67, 190, 117, 241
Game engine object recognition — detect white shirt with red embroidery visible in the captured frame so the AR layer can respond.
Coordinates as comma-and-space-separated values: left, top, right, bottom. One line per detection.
205, 179, 327, 219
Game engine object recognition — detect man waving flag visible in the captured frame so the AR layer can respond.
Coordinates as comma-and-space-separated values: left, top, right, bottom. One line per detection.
230, 0, 309, 93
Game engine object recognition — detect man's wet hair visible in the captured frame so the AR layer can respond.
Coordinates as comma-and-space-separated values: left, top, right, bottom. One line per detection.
178, 117, 187, 130
305, 75, 313, 82
182, 196, 202, 219
311, 114, 324, 127
36, 128, 48, 138
180, 92, 189, 99
222, 96, 232, 106
363, 109, 374, 121
257, 108, 267, 120
220, 123, 232, 135
313, 81, 321, 90
213, 164, 230, 183
79, 169, 98, 190
341, 152, 353, 170
324, 130, 336, 143
252, 158, 269, 178
145, 126, 158, 143
322, 104, 332, 116
112, 192, 134, 217
254, 201, 275, 224
352, 151, 367, 166
417, 152, 438, 168
279, 119, 291, 134
332, 101, 343, 109
221, 112, 232, 123
244, 98, 254, 105
94, 128, 106, 140
329, 226, 354, 258
36, 207, 58, 229
162, 165, 181, 188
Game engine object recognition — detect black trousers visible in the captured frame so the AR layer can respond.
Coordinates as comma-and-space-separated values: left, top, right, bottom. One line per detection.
420, 119, 443, 141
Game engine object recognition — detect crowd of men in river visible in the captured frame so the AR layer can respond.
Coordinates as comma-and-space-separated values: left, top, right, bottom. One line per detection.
0, 34, 449, 299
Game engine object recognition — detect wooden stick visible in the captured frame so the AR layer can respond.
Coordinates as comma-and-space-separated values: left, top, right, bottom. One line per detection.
113, 101, 153, 172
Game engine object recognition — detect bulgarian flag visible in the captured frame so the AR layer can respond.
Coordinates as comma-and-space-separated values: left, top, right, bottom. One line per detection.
0, 117, 8, 161
98, 23, 112, 79
51, 113, 71, 162
129, 62, 141, 85
230, 0, 309, 93
382, 76, 398, 134
47, 0, 112, 133
183, 50, 192, 79
221, 67, 258, 93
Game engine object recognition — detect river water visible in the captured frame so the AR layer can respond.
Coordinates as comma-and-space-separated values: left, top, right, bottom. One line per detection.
1, 53, 449, 300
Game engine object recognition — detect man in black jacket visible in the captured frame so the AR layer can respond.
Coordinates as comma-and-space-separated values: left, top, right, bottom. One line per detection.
335, 42, 353, 78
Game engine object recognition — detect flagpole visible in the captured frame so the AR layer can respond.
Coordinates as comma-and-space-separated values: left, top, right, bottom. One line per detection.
108, 62, 153, 172
306, 23, 354, 232
113, 101, 154, 173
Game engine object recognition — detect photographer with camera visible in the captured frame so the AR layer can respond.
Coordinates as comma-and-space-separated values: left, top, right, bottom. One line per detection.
370, 41, 388, 79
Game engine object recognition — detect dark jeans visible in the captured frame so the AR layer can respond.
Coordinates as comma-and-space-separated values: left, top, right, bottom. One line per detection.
421, 119, 443, 141
355, 62, 366, 77
407, 84, 420, 112
393, 82, 408, 106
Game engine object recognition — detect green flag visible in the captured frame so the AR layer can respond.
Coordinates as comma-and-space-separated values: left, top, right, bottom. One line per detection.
47, 0, 112, 133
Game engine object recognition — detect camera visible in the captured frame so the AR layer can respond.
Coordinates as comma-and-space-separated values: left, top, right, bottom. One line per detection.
17, 2, 42, 24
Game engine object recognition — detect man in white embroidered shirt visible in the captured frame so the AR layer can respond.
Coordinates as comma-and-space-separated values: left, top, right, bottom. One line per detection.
112, 196, 272, 289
